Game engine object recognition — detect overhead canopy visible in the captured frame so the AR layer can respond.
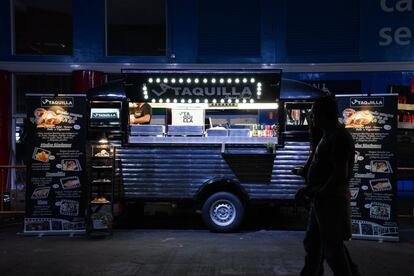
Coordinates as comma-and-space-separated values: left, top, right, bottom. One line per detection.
87, 80, 127, 101
280, 79, 329, 100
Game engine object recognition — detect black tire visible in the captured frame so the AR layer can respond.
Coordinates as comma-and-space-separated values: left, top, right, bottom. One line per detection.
202, 192, 244, 232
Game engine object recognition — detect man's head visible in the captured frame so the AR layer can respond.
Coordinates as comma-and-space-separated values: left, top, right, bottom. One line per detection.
310, 96, 339, 130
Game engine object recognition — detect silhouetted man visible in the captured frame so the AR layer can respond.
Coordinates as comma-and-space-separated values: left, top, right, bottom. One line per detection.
295, 96, 360, 276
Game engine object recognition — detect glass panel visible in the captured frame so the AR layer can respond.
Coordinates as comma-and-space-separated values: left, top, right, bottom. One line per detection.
106, 0, 166, 56
13, 0, 72, 55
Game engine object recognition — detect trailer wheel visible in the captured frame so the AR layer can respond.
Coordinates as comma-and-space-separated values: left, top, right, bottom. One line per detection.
202, 192, 244, 232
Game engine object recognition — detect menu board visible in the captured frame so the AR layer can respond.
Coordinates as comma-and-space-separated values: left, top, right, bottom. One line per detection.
24, 94, 87, 234
336, 94, 399, 241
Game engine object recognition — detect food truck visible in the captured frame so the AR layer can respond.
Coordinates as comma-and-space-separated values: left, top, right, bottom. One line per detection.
87, 69, 327, 232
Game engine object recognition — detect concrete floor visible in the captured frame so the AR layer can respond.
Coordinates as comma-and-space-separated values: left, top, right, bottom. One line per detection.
1, 224, 414, 276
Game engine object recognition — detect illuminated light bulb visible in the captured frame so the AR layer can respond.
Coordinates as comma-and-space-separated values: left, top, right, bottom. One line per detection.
166, 98, 170, 103
163, 78, 168, 83
227, 99, 232, 103
219, 78, 224, 84
235, 99, 240, 103
257, 91, 262, 95
257, 86, 262, 91
257, 82, 262, 87
173, 99, 178, 103
144, 95, 149, 99
151, 99, 156, 103
250, 78, 255, 83
188, 99, 192, 103
243, 78, 247, 83
204, 99, 208, 103
181, 99, 185, 103
250, 99, 254, 103
235, 78, 240, 83
179, 78, 184, 83
194, 78, 199, 83
227, 78, 232, 84
148, 78, 153, 83
186, 78, 191, 83
156, 78, 161, 83
143, 86, 147, 91
212, 99, 217, 104
203, 78, 208, 83
220, 99, 225, 103
195, 99, 200, 103
242, 99, 247, 103
159, 99, 163, 103
171, 78, 176, 83
211, 78, 216, 83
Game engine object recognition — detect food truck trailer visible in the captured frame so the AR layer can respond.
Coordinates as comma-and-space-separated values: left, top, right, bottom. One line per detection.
87, 68, 327, 232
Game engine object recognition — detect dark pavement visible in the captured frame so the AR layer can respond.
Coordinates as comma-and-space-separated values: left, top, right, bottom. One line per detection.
1, 220, 414, 276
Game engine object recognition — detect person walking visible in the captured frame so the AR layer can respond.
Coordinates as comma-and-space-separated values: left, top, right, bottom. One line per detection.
294, 96, 361, 276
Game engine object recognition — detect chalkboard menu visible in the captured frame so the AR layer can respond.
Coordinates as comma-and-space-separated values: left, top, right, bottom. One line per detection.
336, 94, 399, 241
24, 94, 87, 234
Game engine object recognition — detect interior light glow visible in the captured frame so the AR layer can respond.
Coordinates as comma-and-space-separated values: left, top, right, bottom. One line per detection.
163, 78, 168, 83
195, 99, 200, 103
219, 78, 224, 84
179, 78, 184, 83
151, 99, 156, 103
257, 82, 262, 87
144, 95, 148, 99
194, 78, 199, 83
173, 99, 178, 103
242, 78, 247, 83
188, 99, 192, 103
227, 78, 232, 84
171, 78, 176, 83
250, 78, 255, 83
159, 99, 163, 103
148, 78, 153, 83
156, 78, 161, 83
181, 99, 185, 103
186, 78, 191, 83
204, 99, 208, 103
242, 99, 247, 103
211, 78, 216, 83
235, 78, 240, 83
212, 99, 217, 104
227, 99, 232, 103
166, 98, 170, 103
235, 99, 240, 103
250, 99, 254, 103
257, 91, 262, 95
203, 78, 208, 83
220, 99, 225, 103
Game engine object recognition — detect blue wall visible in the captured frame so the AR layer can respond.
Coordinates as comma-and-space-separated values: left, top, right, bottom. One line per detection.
0, 0, 413, 90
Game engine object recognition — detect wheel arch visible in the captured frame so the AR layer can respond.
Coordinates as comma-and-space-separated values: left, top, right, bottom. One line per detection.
196, 177, 249, 203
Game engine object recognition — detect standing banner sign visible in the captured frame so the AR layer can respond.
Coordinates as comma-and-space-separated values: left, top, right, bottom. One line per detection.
24, 94, 87, 234
336, 94, 399, 241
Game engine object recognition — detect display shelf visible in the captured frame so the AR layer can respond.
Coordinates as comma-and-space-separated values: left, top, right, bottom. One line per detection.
86, 143, 115, 236
91, 165, 113, 169
398, 122, 414, 129
398, 104, 414, 111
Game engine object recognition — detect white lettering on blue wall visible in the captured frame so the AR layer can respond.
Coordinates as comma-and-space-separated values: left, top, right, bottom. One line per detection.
380, 0, 412, 12
379, 27, 412, 46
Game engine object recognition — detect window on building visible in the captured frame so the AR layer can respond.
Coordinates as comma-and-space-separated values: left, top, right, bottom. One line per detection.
106, 0, 166, 56
15, 74, 72, 114
13, 0, 73, 55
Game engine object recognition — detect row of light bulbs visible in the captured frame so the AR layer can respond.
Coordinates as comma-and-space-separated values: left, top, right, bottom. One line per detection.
148, 77, 259, 85
149, 98, 255, 104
